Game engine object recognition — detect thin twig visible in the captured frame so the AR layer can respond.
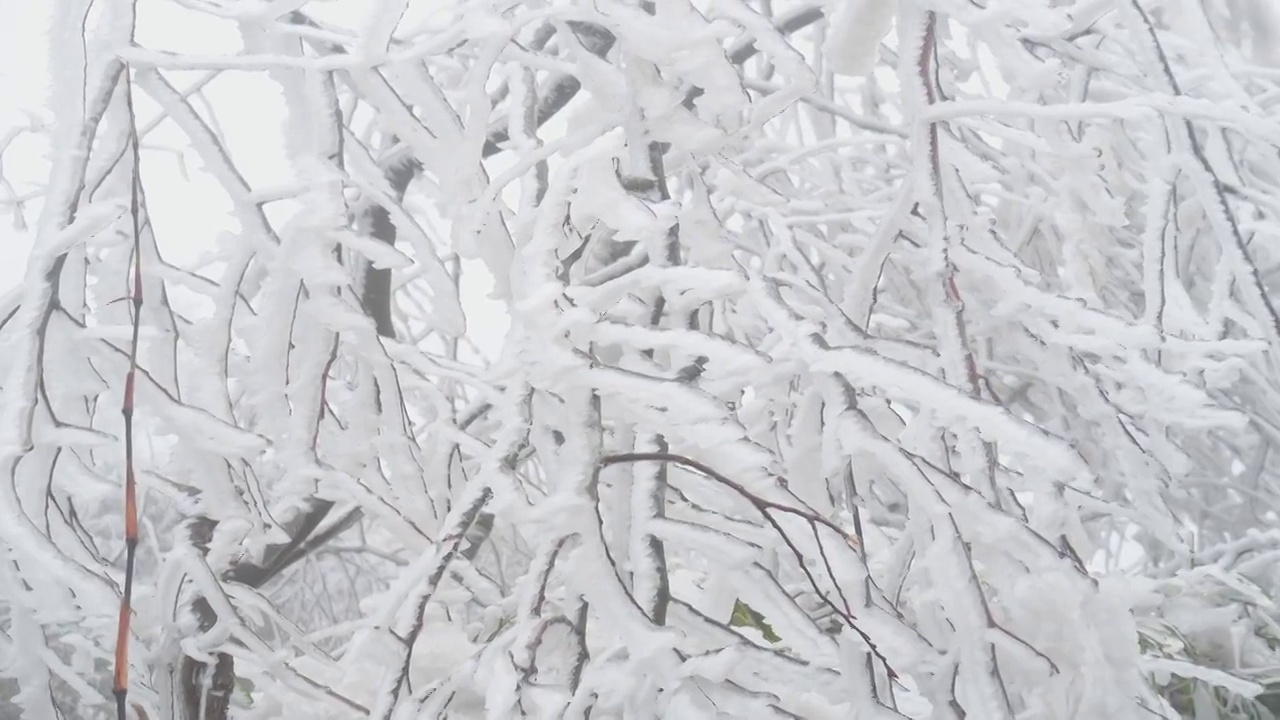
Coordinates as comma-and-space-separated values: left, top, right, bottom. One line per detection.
113, 67, 145, 720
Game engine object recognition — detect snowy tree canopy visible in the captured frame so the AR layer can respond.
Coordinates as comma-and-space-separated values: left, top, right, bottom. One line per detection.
5, 0, 1280, 718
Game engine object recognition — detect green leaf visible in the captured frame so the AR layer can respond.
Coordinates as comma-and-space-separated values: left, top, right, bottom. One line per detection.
729, 599, 781, 643
235, 677, 256, 705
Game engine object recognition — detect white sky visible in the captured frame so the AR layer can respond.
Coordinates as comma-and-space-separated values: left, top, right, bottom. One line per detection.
0, 0, 509, 357
0, 1, 52, 292
2, 1, 275, 285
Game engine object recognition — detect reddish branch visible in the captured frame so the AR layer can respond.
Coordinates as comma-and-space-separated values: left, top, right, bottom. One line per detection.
113, 73, 145, 720
914, 15, 1015, 715
915, 12, 1003, 512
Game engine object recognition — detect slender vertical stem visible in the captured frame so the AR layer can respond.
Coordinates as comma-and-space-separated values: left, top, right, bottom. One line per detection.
916, 11, 1002, 509
113, 69, 145, 720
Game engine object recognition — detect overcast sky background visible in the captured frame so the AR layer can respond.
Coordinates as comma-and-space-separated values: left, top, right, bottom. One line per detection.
0, 0, 511, 357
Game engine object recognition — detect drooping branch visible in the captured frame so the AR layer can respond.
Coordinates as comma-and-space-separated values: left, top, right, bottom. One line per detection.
598, 451, 894, 676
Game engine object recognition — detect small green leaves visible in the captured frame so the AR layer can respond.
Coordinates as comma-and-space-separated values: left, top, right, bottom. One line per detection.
729, 599, 781, 643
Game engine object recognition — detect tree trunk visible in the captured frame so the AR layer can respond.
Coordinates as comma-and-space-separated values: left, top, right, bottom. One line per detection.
178, 652, 233, 720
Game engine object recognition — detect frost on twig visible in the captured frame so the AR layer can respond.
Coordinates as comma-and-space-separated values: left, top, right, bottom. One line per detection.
11, 0, 1280, 718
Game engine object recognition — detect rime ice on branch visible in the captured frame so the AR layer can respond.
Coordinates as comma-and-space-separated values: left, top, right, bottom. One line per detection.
8, 1, 1280, 719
